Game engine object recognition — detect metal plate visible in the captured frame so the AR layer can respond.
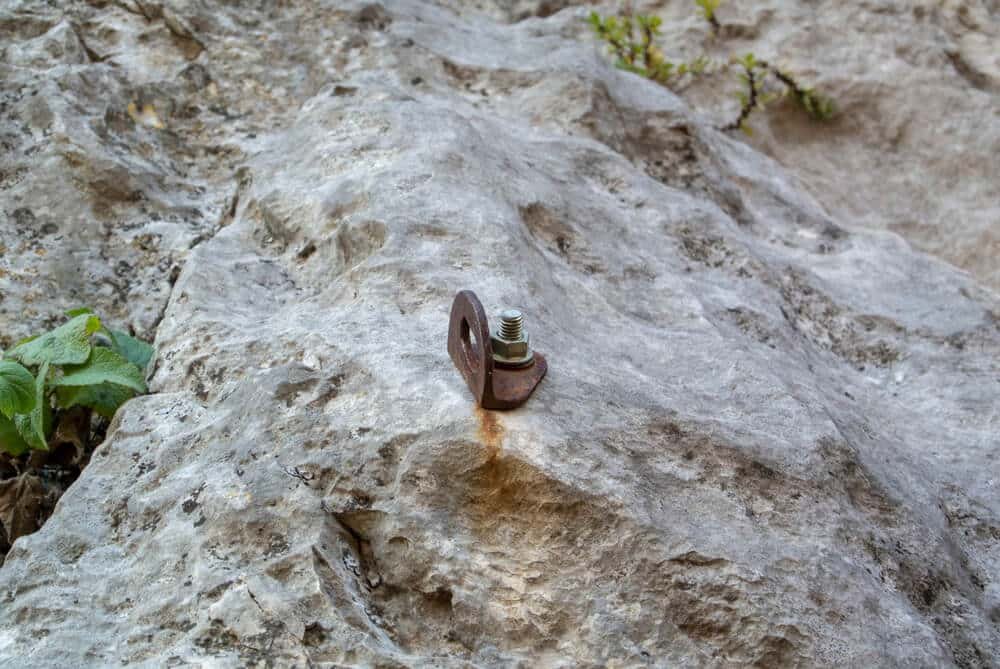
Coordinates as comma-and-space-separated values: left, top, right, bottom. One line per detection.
447, 290, 546, 410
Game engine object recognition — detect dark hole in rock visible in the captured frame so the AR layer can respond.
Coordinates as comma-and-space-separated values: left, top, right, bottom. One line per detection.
423, 586, 454, 614
0, 407, 108, 565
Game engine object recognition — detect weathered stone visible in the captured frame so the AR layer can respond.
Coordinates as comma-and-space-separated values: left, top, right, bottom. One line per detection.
0, 1, 998, 667
646, 0, 1000, 290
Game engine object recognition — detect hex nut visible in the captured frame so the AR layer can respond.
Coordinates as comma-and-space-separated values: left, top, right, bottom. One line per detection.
491, 332, 533, 365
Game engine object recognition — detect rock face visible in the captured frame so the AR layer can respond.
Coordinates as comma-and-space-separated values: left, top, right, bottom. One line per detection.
1, 1, 998, 667
647, 0, 1000, 292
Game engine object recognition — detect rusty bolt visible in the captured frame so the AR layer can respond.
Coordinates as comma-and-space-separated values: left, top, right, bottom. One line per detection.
491, 309, 533, 368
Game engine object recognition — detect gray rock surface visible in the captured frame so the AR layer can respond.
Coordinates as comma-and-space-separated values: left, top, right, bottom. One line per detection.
634, 0, 1000, 292
1, 0, 998, 667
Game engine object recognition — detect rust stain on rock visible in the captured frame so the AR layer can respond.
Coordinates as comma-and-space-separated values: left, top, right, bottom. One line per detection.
475, 406, 504, 461
470, 406, 515, 526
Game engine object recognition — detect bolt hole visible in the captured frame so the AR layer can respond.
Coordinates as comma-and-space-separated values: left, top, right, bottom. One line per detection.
461, 318, 480, 370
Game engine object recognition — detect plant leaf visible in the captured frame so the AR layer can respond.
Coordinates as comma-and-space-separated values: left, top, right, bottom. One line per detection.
6, 334, 38, 352
56, 383, 135, 419
0, 361, 35, 418
14, 361, 49, 451
0, 414, 30, 456
6, 314, 101, 366
52, 347, 147, 394
65, 307, 94, 318
108, 330, 154, 371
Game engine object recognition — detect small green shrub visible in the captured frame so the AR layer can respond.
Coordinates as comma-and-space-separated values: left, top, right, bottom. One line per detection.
588, 6, 835, 132
0, 309, 152, 455
587, 12, 709, 85
727, 53, 835, 134
695, 0, 722, 32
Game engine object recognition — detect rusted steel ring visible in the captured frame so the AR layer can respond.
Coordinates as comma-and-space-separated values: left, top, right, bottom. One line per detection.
448, 290, 493, 405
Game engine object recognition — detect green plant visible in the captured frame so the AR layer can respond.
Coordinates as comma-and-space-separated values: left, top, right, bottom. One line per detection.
587, 9, 835, 133
0, 309, 152, 455
588, 12, 709, 85
766, 64, 836, 121
695, 0, 722, 33
727, 53, 836, 133
727, 53, 767, 134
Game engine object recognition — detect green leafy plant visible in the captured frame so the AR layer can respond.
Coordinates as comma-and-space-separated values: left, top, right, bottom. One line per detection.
727, 53, 836, 134
588, 12, 709, 85
728, 53, 767, 134
766, 64, 836, 121
695, 0, 722, 33
0, 310, 152, 455
587, 8, 835, 132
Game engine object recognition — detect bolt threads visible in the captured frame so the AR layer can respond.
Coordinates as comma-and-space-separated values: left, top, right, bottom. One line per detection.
498, 310, 524, 341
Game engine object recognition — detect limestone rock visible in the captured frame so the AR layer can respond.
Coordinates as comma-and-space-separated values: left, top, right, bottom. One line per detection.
638, 0, 1000, 290
1, 1, 998, 667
